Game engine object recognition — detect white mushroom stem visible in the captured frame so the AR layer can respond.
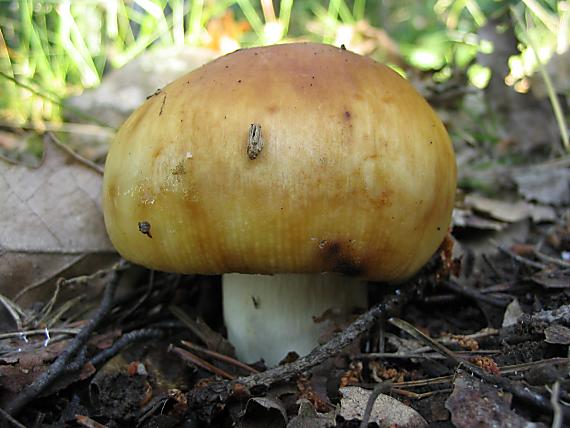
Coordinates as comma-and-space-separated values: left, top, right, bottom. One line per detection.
222, 273, 368, 366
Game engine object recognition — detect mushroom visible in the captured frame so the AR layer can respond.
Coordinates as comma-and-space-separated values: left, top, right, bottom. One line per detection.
102, 43, 456, 366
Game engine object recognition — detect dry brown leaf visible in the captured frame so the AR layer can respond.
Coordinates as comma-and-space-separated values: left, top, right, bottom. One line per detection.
465, 194, 556, 223
544, 324, 570, 345
239, 396, 288, 428
338, 386, 427, 427
446, 373, 540, 428
0, 136, 115, 299
513, 167, 570, 207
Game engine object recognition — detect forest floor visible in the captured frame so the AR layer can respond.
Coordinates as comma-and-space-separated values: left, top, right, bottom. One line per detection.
1, 45, 570, 427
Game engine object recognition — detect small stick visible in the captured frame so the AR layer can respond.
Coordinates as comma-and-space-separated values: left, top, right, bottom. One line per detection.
389, 318, 570, 419
75, 414, 109, 428
89, 328, 164, 367
46, 132, 104, 174
356, 350, 499, 360
14, 259, 128, 303
7, 272, 120, 416
532, 249, 570, 269
0, 408, 26, 428
551, 381, 563, 428
237, 294, 405, 389
444, 279, 510, 307
118, 270, 155, 322
180, 340, 259, 374
496, 244, 547, 270
392, 388, 452, 399
0, 328, 79, 341
0, 71, 115, 129
170, 345, 235, 380
187, 280, 420, 420
360, 382, 392, 428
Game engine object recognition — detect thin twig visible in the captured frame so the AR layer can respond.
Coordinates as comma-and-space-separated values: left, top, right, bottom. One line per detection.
170, 345, 235, 380
389, 318, 570, 419
360, 382, 392, 428
0, 71, 115, 129
392, 387, 452, 399
187, 281, 420, 420
0, 328, 79, 341
169, 305, 232, 353
89, 328, 164, 367
38, 278, 63, 326
7, 272, 120, 416
388, 358, 570, 390
12, 255, 88, 303
75, 414, 108, 428
14, 259, 128, 302
0, 119, 115, 137
46, 132, 104, 174
444, 279, 511, 307
551, 381, 563, 428
180, 340, 259, 374
0, 295, 27, 330
118, 270, 155, 322
533, 249, 570, 269
0, 408, 26, 428
511, 6, 569, 152
496, 244, 548, 270
238, 297, 404, 389
356, 350, 499, 360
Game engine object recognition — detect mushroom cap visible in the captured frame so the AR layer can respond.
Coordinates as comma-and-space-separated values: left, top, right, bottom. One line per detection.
103, 42, 456, 282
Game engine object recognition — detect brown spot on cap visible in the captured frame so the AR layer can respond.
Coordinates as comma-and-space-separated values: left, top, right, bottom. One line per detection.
106, 179, 119, 211
344, 111, 351, 120
152, 145, 164, 159
138, 221, 152, 238
318, 240, 365, 276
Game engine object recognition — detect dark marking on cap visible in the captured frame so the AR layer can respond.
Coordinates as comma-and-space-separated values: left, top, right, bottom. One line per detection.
106, 179, 119, 210
319, 240, 365, 276
146, 88, 162, 99
138, 221, 152, 238
344, 111, 351, 120
159, 94, 167, 116
251, 296, 260, 308
171, 161, 186, 178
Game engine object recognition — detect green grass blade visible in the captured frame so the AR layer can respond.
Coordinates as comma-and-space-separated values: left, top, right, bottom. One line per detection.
512, 5, 569, 152
278, 0, 294, 37
171, 0, 185, 46
236, 0, 264, 37
187, 0, 205, 44
353, 0, 365, 21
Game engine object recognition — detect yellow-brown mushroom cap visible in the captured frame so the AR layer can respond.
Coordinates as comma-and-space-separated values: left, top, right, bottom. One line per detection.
102, 42, 456, 282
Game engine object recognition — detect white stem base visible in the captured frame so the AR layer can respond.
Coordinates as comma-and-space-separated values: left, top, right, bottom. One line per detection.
222, 273, 368, 366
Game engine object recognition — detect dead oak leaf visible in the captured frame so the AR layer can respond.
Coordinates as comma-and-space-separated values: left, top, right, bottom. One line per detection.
0, 135, 115, 298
